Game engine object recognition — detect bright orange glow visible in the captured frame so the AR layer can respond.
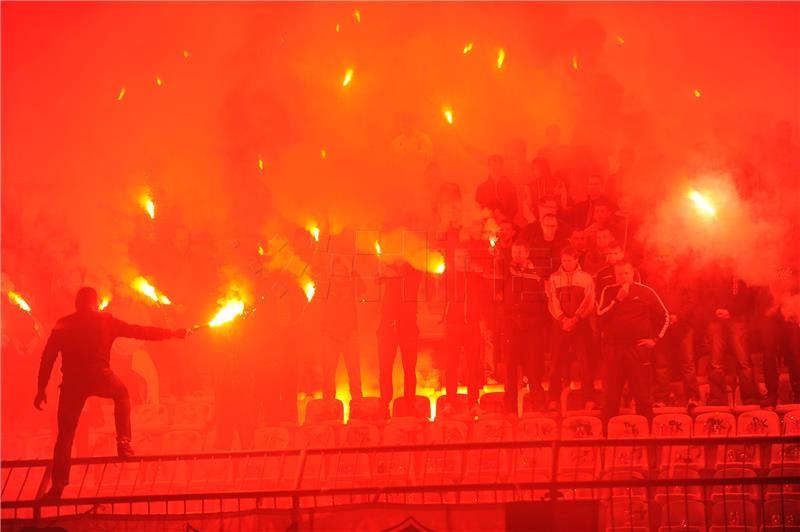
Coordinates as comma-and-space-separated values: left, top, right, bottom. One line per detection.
131, 276, 172, 305
321, 148, 327, 159
375, 241, 382, 255
7, 291, 32, 313
342, 68, 354, 87
208, 298, 245, 327
443, 108, 453, 124
496, 48, 505, 69
303, 280, 316, 302
335, 23, 340, 32
572, 55, 579, 70
463, 42, 473, 54
694, 88, 701, 98
688, 189, 717, 218
430, 255, 446, 275
139, 193, 155, 219
258, 245, 264, 256
117, 87, 125, 101
616, 35, 625, 44
99, 297, 111, 311
306, 222, 320, 242
156, 76, 162, 86
258, 156, 264, 171
489, 236, 498, 248
353, 9, 360, 23
182, 50, 189, 59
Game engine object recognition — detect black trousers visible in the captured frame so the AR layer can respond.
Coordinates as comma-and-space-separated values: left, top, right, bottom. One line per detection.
653, 323, 700, 403
502, 316, 546, 413
602, 343, 654, 424
445, 320, 482, 405
548, 320, 592, 403
53, 369, 131, 487
755, 316, 800, 404
377, 313, 419, 402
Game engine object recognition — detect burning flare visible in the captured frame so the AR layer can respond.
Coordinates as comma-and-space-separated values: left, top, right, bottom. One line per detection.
489, 236, 498, 248
303, 280, 316, 302
688, 189, 717, 218
693, 88, 701, 98
7, 291, 32, 313
306, 222, 320, 242
443, 108, 454, 125
131, 276, 172, 305
156, 76, 162, 87
139, 193, 155, 219
258, 245, 265, 256
496, 48, 505, 69
99, 297, 111, 311
463, 42, 474, 54
117, 87, 126, 101
335, 23, 340, 33
183, 50, 189, 59
353, 9, 360, 23
615, 35, 625, 44
258, 156, 264, 171
208, 299, 245, 327
342, 68, 354, 87
571, 55, 579, 70
375, 241, 382, 256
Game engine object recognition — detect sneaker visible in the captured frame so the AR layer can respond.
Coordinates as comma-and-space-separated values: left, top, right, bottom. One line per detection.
117, 439, 135, 458
40, 484, 65, 501
687, 399, 700, 412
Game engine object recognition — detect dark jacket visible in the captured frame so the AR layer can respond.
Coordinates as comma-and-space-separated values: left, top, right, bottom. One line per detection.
597, 283, 670, 345
475, 177, 518, 222
38, 311, 173, 390
502, 260, 548, 320
596, 264, 641, 300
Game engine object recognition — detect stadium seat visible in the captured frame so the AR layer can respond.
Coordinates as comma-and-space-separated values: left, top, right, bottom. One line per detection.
419, 419, 467, 503
513, 416, 557, 491
710, 466, 758, 503
652, 413, 703, 471
657, 499, 706, 532
654, 468, 703, 504
763, 498, 800, 530
462, 415, 514, 503
171, 401, 213, 433
606, 415, 650, 472
391, 395, 431, 419
772, 409, 800, 466
559, 415, 603, 477
724, 409, 780, 469
305, 398, 345, 425
604, 494, 649, 531
478, 391, 507, 415
694, 411, 736, 469
349, 397, 389, 424
376, 418, 427, 502
709, 498, 759, 531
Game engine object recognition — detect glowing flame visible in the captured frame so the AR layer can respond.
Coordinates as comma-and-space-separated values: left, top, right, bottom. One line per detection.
615, 35, 625, 44
463, 42, 474, 54
335, 23, 340, 32
572, 55, 579, 70
489, 236, 498, 248
496, 48, 505, 69
99, 297, 111, 311
431, 256, 446, 275
117, 87, 126, 101
353, 9, 360, 23
209, 299, 245, 327
258, 156, 264, 171
139, 193, 155, 219
183, 50, 189, 59
375, 241, 382, 255
443, 108, 454, 125
131, 276, 172, 305
303, 280, 316, 302
156, 76, 162, 86
306, 223, 320, 242
688, 189, 717, 218
321, 148, 327, 159
693, 88, 701, 98
342, 68, 354, 87
7, 291, 32, 313
258, 245, 265, 256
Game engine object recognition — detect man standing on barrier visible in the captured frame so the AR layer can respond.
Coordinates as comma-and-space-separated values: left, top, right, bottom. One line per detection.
34, 287, 188, 500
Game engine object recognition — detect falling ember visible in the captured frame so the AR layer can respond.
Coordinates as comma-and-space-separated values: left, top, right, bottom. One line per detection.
353, 9, 360, 23
335, 23, 340, 33
688, 189, 717, 218
443, 108, 454, 125
571, 55, 579, 70
462, 42, 474, 54
258, 245, 265, 256
7, 291, 32, 313
139, 193, 155, 219
182, 50, 189, 59
321, 148, 327, 159
99, 297, 111, 311
615, 35, 625, 44
496, 48, 505, 69
117, 87, 126, 101
489, 236, 498, 248
342, 68, 354, 87
693, 88, 701, 98
303, 281, 316, 302
156, 76, 162, 86
131, 276, 172, 305
258, 156, 264, 171
375, 241, 382, 255
208, 299, 245, 327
